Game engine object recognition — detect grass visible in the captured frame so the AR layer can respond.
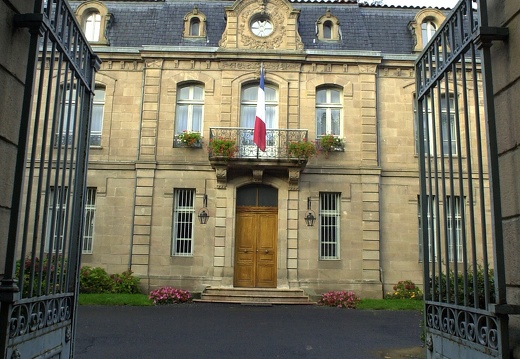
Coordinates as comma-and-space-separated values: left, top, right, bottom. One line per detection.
358, 298, 424, 311
79, 293, 152, 306
79, 293, 424, 310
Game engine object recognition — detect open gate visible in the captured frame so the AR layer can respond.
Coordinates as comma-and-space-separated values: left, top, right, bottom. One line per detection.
0, 1, 100, 358
415, 0, 511, 357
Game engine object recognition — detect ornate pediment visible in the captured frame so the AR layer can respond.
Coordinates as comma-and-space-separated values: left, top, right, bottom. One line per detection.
219, 0, 303, 51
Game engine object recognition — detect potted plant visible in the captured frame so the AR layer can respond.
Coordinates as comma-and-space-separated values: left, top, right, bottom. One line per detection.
177, 131, 202, 148
319, 134, 345, 153
287, 139, 317, 161
208, 137, 238, 159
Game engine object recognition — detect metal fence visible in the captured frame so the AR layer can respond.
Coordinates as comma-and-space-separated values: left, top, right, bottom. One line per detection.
0, 0, 100, 357
415, 0, 509, 357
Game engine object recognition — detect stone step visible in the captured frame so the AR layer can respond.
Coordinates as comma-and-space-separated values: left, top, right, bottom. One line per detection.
195, 287, 316, 305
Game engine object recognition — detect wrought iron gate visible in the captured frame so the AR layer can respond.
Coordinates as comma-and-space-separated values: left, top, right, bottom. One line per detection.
415, 0, 511, 357
0, 0, 100, 358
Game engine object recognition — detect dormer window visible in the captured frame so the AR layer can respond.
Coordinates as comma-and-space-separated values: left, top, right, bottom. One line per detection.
183, 7, 206, 39
75, 1, 111, 45
408, 9, 446, 52
316, 10, 341, 42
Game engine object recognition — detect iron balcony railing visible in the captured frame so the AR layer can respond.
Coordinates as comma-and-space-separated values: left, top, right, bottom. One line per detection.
209, 127, 309, 160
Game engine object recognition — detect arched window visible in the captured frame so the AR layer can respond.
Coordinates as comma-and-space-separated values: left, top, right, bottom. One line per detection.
75, 1, 111, 45
316, 87, 342, 137
408, 9, 445, 52
316, 10, 341, 41
175, 84, 204, 137
183, 7, 206, 38
421, 20, 437, 48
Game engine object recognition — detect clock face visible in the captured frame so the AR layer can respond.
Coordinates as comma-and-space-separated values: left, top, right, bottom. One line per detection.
251, 19, 273, 37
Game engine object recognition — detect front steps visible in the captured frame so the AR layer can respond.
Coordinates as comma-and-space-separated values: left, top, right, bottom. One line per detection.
195, 287, 316, 305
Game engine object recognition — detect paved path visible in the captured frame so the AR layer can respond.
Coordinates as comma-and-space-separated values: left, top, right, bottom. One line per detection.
75, 303, 425, 359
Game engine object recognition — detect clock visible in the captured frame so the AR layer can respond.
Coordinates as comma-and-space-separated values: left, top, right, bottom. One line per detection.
251, 18, 273, 37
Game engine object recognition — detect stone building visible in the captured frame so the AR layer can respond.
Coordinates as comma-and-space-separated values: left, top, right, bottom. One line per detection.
61, 0, 487, 298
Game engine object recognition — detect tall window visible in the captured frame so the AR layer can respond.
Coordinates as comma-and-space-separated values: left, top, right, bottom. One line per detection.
319, 192, 341, 260
440, 96, 457, 155
83, 188, 97, 254
46, 187, 97, 254
175, 84, 204, 137
85, 12, 101, 42
418, 195, 437, 262
172, 189, 195, 256
316, 87, 342, 137
240, 83, 278, 129
46, 187, 69, 253
59, 87, 104, 147
421, 20, 437, 48
323, 21, 332, 39
90, 86, 104, 146
418, 95, 457, 155
190, 18, 200, 36
446, 196, 463, 262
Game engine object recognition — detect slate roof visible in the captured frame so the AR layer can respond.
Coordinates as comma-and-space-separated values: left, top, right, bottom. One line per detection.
69, 1, 450, 54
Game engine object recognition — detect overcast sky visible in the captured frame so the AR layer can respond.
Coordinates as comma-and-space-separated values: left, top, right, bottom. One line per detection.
381, 0, 459, 7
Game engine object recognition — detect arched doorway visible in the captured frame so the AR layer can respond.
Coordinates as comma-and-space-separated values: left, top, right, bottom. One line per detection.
234, 184, 278, 288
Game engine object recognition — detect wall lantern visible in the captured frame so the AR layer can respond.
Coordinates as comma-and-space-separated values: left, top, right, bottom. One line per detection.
305, 197, 316, 226
198, 194, 209, 224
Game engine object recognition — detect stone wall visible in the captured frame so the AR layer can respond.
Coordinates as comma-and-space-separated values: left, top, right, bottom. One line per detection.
0, 0, 34, 277
488, 0, 520, 356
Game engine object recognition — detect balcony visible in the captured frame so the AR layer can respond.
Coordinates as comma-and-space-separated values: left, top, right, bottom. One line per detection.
208, 127, 310, 190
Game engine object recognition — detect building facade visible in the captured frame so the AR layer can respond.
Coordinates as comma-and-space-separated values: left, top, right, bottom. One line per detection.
61, 0, 491, 298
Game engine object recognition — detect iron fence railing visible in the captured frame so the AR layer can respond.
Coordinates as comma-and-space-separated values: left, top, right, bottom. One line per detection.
416, 0, 509, 357
209, 127, 308, 160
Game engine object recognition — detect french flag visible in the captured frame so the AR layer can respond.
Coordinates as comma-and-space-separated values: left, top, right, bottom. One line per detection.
254, 65, 266, 152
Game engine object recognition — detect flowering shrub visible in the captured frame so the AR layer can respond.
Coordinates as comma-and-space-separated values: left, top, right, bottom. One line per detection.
16, 255, 67, 296
387, 280, 423, 300
111, 270, 141, 294
177, 131, 202, 147
208, 137, 238, 158
287, 140, 317, 160
149, 287, 193, 305
319, 134, 345, 152
318, 290, 361, 309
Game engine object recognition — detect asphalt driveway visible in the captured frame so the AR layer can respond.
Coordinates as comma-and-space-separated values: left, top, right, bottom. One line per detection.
74, 303, 425, 359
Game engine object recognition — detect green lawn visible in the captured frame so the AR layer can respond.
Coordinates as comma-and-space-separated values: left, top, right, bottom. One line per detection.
358, 298, 424, 311
79, 293, 424, 310
78, 293, 152, 306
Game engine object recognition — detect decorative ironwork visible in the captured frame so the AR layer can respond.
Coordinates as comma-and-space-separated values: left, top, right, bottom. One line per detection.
1, 0, 99, 357
8, 296, 72, 339
426, 302, 500, 353
416, 0, 509, 357
209, 127, 308, 160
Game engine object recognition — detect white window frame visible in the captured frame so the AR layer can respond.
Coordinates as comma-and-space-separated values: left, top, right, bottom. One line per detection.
175, 84, 204, 136
82, 188, 97, 254
418, 195, 437, 262
421, 20, 437, 48
446, 196, 463, 263
90, 86, 105, 146
85, 12, 102, 42
316, 87, 342, 137
319, 192, 341, 260
418, 95, 457, 156
172, 189, 195, 256
45, 187, 69, 253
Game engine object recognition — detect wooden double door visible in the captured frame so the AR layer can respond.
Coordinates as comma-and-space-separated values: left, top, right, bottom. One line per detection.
234, 207, 277, 288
